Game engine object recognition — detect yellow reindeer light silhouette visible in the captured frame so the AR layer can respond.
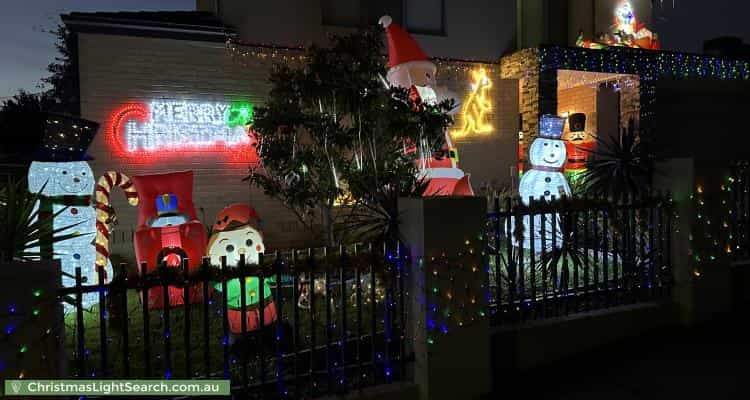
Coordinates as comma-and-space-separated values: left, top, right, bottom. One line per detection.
452, 68, 493, 138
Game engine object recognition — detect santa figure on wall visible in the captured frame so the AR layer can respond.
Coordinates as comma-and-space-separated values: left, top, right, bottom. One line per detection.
379, 15, 473, 196
577, 1, 660, 50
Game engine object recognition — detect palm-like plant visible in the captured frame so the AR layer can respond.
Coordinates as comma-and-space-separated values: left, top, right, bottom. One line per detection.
1, 177, 82, 262
579, 121, 654, 200
334, 176, 430, 244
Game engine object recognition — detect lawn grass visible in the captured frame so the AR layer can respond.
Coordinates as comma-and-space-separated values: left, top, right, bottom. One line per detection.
63, 280, 389, 383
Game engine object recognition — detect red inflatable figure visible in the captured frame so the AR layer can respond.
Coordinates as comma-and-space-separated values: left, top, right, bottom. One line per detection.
132, 171, 209, 309
563, 113, 596, 174
379, 15, 474, 196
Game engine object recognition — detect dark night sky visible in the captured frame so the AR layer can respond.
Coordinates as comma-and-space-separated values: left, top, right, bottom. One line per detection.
1, 0, 750, 99
0, 0, 194, 99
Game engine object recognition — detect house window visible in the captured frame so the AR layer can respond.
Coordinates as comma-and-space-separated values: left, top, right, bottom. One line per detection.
365, 0, 403, 26
321, 0, 363, 27
322, 0, 442, 33
404, 0, 445, 35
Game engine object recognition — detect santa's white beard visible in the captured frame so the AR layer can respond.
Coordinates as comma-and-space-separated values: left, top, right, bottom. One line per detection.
415, 85, 437, 104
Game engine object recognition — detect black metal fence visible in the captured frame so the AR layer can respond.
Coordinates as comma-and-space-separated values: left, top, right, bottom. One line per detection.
58, 243, 407, 398
486, 195, 673, 324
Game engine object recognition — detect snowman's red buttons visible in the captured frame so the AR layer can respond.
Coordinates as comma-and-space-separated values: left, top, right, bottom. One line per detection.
71, 208, 78, 215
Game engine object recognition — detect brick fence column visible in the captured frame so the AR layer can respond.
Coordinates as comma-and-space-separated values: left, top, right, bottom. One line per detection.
399, 197, 491, 400
655, 158, 733, 324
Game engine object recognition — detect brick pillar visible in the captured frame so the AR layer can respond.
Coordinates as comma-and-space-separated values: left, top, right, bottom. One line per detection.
654, 159, 733, 325
399, 197, 491, 400
0, 260, 65, 381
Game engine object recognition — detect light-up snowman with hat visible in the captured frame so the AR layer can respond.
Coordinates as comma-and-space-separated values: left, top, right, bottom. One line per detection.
517, 115, 571, 250
379, 15, 473, 196
26, 114, 109, 311
207, 203, 277, 334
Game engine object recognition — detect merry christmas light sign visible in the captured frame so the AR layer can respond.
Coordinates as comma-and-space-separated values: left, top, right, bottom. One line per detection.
108, 100, 259, 163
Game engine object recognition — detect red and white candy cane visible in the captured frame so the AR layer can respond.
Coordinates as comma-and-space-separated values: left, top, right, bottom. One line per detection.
95, 172, 139, 271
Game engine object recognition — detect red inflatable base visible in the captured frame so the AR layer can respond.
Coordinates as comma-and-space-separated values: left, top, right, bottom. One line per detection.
227, 302, 278, 334
142, 285, 207, 310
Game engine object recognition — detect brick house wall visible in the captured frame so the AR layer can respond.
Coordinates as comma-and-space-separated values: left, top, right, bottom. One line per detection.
620, 80, 641, 130
78, 33, 517, 258
437, 63, 519, 192
500, 48, 540, 141
78, 33, 313, 256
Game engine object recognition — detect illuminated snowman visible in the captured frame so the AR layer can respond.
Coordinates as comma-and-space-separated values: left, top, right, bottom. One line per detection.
517, 115, 571, 250
28, 161, 111, 309
207, 204, 276, 334
27, 115, 109, 310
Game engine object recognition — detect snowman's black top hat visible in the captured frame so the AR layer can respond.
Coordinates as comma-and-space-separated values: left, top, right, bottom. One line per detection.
36, 113, 99, 162
539, 115, 565, 139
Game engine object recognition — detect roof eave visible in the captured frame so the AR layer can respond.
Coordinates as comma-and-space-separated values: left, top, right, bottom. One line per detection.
61, 14, 237, 42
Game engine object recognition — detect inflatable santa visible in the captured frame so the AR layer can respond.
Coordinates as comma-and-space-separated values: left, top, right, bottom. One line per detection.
379, 15, 473, 196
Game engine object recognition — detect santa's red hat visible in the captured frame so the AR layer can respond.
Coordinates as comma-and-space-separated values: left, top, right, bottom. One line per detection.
212, 203, 261, 232
379, 15, 432, 69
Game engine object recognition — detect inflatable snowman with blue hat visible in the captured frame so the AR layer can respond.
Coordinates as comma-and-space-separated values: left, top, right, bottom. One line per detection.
26, 114, 111, 310
516, 115, 571, 250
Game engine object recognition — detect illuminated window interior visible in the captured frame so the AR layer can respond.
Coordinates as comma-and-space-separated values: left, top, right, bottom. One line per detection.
556, 70, 640, 143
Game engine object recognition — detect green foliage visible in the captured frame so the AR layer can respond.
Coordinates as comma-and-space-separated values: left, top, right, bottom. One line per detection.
41, 24, 79, 114
0, 178, 83, 262
579, 121, 655, 200
1, 25, 77, 160
0, 91, 53, 160
248, 27, 453, 244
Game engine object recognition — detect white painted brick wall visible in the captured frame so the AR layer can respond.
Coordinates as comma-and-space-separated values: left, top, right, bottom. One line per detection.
78, 33, 314, 256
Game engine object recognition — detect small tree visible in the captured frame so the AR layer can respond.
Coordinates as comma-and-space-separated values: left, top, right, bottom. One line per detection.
248, 28, 453, 245
1, 24, 78, 160
580, 121, 655, 200
0, 91, 54, 161
41, 24, 79, 114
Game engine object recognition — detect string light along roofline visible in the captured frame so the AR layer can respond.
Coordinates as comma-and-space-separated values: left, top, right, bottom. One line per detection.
225, 37, 501, 72
538, 45, 750, 81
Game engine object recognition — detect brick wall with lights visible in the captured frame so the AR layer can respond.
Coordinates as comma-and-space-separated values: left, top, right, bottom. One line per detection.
500, 49, 540, 141
437, 63, 519, 192
77, 33, 517, 256
77, 33, 312, 254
